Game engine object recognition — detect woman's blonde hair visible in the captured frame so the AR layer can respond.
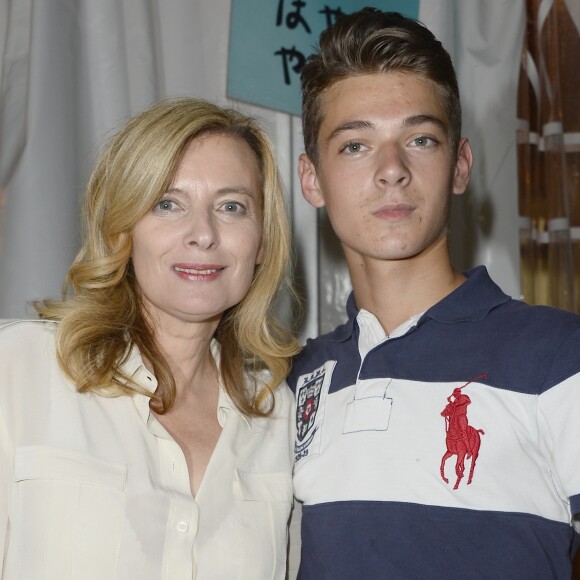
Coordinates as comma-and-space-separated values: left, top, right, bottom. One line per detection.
36, 98, 300, 416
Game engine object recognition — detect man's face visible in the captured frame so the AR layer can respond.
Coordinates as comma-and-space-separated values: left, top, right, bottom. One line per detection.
299, 72, 472, 266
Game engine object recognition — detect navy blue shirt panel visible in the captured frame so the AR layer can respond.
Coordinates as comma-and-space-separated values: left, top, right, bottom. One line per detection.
298, 501, 575, 580
289, 267, 580, 396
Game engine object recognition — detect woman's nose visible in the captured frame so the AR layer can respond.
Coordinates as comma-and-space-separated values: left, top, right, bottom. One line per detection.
185, 211, 218, 249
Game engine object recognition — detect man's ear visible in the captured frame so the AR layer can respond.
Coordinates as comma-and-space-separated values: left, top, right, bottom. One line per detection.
452, 138, 473, 195
298, 153, 326, 208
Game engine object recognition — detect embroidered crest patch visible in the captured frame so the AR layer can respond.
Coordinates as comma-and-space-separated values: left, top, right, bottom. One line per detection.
296, 374, 323, 443
294, 361, 335, 461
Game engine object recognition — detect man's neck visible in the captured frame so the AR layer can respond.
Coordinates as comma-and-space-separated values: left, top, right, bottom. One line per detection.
346, 242, 465, 335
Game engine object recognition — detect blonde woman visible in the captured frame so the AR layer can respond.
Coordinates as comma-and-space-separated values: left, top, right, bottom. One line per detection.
0, 98, 299, 579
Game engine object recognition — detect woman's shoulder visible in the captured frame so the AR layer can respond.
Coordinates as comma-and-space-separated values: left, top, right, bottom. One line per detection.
270, 380, 293, 419
253, 375, 294, 426
0, 318, 57, 337
0, 321, 62, 408
0, 319, 58, 356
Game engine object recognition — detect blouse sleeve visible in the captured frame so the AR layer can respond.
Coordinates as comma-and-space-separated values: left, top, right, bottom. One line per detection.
0, 399, 11, 574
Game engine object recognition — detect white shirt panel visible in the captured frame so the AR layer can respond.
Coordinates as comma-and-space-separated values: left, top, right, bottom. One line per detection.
292, 319, 572, 525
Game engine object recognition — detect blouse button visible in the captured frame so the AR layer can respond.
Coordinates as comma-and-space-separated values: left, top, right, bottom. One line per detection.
177, 521, 189, 533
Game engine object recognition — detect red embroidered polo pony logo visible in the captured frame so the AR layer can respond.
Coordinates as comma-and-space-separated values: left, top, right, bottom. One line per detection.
440, 373, 486, 490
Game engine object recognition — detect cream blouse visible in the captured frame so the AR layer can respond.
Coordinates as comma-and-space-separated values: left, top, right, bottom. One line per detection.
0, 320, 294, 580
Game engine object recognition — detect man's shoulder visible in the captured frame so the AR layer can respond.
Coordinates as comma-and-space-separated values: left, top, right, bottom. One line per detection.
493, 297, 580, 337
288, 323, 354, 390
466, 266, 580, 333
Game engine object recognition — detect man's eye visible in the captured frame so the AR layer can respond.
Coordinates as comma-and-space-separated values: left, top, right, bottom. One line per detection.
340, 141, 366, 155
413, 136, 437, 148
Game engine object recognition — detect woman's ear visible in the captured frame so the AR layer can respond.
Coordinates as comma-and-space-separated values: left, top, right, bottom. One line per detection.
298, 153, 326, 208
255, 238, 264, 266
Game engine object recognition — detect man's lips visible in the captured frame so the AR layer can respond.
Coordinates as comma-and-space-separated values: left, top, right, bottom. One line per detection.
372, 203, 415, 220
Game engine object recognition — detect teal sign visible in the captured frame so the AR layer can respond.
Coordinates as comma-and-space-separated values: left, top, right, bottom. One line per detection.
227, 0, 420, 116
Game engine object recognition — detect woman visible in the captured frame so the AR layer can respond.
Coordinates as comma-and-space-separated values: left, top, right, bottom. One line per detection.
0, 98, 300, 579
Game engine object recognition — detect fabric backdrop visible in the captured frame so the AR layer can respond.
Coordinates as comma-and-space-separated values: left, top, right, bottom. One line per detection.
0, 1, 526, 577
0, 0, 524, 340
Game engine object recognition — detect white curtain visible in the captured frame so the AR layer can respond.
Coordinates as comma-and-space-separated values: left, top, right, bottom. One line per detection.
0, 0, 297, 320
423, 0, 525, 298
0, 1, 526, 577
0, 0, 525, 334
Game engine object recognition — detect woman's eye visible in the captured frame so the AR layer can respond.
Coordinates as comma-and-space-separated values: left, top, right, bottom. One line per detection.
153, 199, 176, 213
221, 201, 245, 213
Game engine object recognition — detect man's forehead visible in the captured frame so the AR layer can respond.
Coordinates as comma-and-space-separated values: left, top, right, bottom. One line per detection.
322, 72, 446, 116
315, 72, 450, 147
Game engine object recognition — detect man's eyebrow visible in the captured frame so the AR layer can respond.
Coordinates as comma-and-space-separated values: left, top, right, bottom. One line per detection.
402, 114, 447, 132
325, 114, 448, 143
326, 120, 375, 142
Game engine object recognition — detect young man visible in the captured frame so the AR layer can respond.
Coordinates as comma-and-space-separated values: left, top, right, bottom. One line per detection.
288, 8, 580, 579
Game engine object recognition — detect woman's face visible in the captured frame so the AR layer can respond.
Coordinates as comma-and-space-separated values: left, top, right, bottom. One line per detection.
131, 134, 263, 329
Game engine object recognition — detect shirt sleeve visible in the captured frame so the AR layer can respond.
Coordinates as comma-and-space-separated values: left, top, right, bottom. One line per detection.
538, 329, 580, 517
572, 496, 580, 532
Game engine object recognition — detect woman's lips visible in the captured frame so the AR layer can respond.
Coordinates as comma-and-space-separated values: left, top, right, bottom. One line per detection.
172, 264, 224, 280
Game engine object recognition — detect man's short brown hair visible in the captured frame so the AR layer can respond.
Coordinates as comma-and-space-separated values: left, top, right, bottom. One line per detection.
300, 8, 462, 163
